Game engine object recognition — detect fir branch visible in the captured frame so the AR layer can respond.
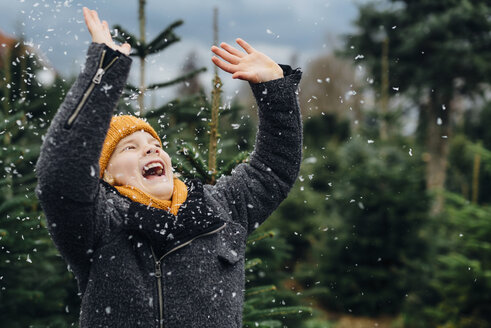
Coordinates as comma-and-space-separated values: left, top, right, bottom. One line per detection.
0, 196, 31, 215
173, 162, 194, 180
124, 82, 139, 92
177, 143, 211, 182
247, 230, 275, 245
243, 320, 282, 328
242, 306, 313, 321
112, 25, 141, 54
245, 258, 262, 270
146, 67, 207, 90
217, 151, 250, 178
0, 110, 25, 131
245, 285, 277, 298
146, 20, 183, 55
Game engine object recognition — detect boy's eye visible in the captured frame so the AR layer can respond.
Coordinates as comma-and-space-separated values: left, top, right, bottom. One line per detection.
123, 145, 135, 151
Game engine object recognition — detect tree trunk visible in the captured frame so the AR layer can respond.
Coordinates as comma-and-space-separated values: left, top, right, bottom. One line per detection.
208, 7, 220, 184
138, 0, 146, 113
423, 91, 452, 216
379, 37, 389, 141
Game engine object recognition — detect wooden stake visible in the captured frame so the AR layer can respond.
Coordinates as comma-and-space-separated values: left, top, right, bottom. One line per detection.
380, 37, 389, 141
208, 7, 221, 184
472, 152, 481, 204
138, 0, 146, 113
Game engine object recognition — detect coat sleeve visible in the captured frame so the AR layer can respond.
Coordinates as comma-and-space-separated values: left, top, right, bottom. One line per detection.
204, 65, 303, 236
34, 43, 132, 282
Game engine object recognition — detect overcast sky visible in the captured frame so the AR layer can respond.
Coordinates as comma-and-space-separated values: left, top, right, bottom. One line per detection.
0, 0, 368, 104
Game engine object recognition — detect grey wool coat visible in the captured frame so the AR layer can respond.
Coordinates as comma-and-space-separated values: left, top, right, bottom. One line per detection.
35, 43, 303, 328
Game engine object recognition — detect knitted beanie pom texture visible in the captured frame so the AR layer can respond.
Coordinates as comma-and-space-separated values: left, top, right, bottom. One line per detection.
99, 115, 161, 179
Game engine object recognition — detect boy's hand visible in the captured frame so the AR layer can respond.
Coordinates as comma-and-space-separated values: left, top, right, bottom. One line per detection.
211, 38, 283, 83
83, 7, 131, 56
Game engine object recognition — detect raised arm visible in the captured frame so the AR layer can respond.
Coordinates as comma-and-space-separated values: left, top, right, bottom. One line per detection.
205, 39, 302, 235
35, 8, 132, 202
34, 9, 132, 289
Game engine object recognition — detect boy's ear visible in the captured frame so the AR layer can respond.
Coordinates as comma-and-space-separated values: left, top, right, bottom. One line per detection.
103, 170, 115, 185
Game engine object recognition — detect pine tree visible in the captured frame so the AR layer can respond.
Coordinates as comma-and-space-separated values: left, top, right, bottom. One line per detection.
343, 0, 491, 214
403, 142, 491, 328
242, 230, 313, 328
0, 37, 79, 327
111, 0, 207, 154
313, 137, 430, 316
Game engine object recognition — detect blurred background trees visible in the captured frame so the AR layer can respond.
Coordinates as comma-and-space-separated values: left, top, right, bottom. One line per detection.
0, 32, 80, 326
343, 0, 491, 215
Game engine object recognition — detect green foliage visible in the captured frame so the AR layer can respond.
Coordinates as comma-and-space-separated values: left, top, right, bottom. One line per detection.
176, 142, 211, 179
314, 137, 430, 316
403, 192, 491, 328
463, 101, 491, 152
113, 20, 183, 57
0, 42, 79, 326
447, 134, 491, 204
146, 67, 207, 90
451, 101, 491, 204
301, 317, 335, 328
243, 231, 314, 328
245, 230, 293, 285
303, 114, 350, 149
343, 1, 491, 201
343, 1, 491, 96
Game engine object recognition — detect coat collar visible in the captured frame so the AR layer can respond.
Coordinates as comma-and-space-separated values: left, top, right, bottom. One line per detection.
101, 178, 225, 258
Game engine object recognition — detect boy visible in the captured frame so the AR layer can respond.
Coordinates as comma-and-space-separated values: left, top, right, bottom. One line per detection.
35, 7, 302, 328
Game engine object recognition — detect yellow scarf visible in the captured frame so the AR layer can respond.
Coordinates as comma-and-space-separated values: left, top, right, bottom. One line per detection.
114, 178, 188, 215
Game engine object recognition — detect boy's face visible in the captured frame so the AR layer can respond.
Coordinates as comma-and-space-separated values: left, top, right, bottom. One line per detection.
105, 130, 174, 200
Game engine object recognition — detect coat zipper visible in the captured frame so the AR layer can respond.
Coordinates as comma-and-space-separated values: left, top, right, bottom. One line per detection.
154, 258, 164, 328
65, 49, 119, 128
150, 222, 227, 328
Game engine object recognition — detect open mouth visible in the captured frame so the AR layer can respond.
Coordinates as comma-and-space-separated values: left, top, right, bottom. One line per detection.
142, 161, 165, 179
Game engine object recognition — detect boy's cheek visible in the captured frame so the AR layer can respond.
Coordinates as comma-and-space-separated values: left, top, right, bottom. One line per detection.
115, 172, 139, 180
166, 155, 173, 166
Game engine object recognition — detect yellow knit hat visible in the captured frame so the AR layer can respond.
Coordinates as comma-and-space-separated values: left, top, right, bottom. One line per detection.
99, 115, 161, 179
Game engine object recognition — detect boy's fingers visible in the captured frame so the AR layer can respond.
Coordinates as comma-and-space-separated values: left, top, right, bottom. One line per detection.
88, 10, 98, 29
211, 46, 240, 64
211, 56, 236, 74
102, 20, 112, 39
82, 7, 89, 21
236, 38, 255, 54
102, 20, 109, 34
91, 9, 102, 26
83, 8, 99, 38
219, 42, 244, 58
83, 7, 91, 19
83, 7, 93, 29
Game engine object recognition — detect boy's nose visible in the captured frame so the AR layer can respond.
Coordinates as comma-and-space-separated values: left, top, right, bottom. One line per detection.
145, 146, 160, 154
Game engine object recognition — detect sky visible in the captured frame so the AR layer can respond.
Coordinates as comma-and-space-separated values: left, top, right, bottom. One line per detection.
0, 0, 368, 105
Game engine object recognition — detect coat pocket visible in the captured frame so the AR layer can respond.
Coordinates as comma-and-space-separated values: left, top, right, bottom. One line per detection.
217, 244, 242, 264
216, 221, 246, 265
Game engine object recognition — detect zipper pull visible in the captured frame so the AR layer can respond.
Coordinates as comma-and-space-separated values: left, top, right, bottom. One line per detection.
92, 68, 105, 84
154, 261, 162, 278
